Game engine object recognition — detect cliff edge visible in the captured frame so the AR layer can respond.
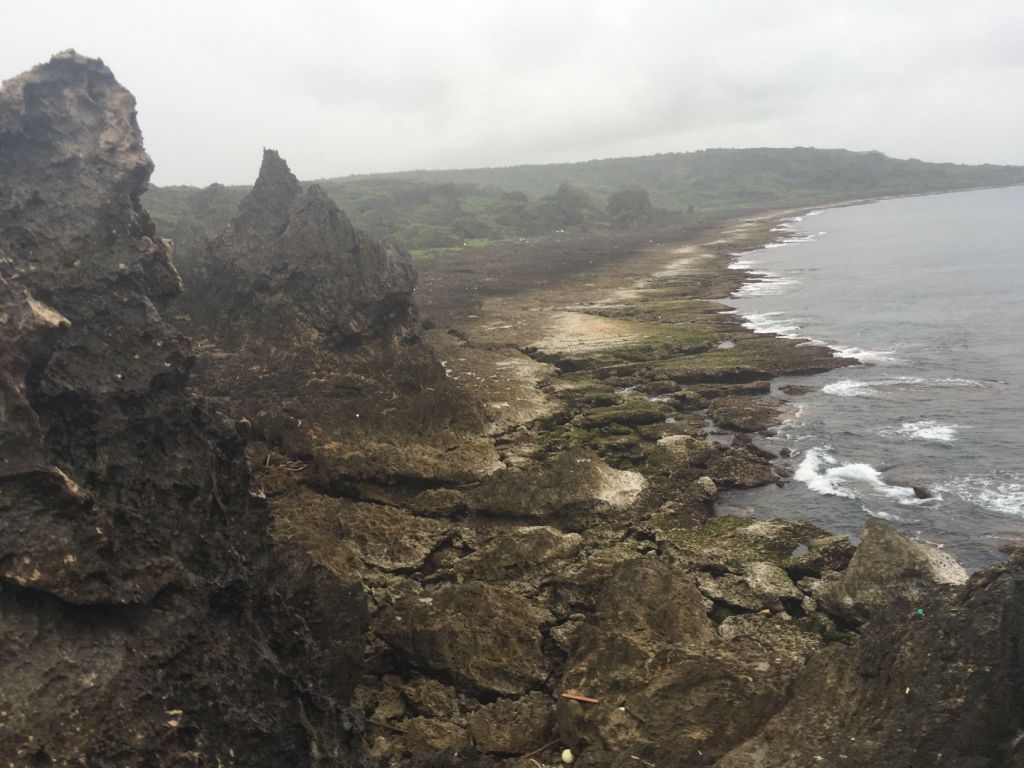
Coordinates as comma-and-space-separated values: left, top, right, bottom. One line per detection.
0, 51, 367, 766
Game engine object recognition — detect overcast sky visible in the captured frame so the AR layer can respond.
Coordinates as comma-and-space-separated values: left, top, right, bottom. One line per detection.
2, 1, 1022, 186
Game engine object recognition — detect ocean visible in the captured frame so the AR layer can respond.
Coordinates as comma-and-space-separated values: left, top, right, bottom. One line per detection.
717, 185, 1024, 570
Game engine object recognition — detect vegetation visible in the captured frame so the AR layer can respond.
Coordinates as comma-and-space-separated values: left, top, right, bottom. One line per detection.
607, 188, 654, 228
145, 147, 1024, 256
345, 147, 1024, 211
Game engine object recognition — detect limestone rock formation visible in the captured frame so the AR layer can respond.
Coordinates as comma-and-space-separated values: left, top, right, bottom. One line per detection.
183, 148, 416, 348
170, 147, 483, 482
556, 558, 824, 764
718, 550, 1024, 767
816, 518, 968, 623
0, 51, 366, 766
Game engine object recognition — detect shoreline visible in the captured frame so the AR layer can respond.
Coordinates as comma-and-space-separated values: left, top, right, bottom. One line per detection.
710, 189, 1024, 572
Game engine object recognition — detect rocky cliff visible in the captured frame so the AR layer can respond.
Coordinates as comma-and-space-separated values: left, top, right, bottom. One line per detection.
5, 49, 1024, 768
717, 522, 1024, 768
169, 149, 480, 478
181, 148, 416, 349
0, 51, 366, 766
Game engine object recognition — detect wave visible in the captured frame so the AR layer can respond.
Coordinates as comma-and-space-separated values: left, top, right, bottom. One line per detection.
737, 311, 803, 338
830, 346, 898, 364
794, 447, 937, 505
861, 504, 902, 522
892, 420, 962, 442
731, 274, 801, 297
822, 376, 985, 397
936, 474, 1024, 517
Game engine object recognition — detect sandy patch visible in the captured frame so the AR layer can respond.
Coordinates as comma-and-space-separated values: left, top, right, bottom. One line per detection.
531, 311, 646, 355
428, 330, 558, 434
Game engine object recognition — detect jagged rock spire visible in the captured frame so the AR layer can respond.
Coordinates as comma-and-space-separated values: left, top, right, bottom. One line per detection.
231, 148, 302, 236
191, 148, 416, 345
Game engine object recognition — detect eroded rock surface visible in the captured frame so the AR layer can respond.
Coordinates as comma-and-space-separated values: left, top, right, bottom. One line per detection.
170, 148, 482, 483
718, 551, 1024, 767
557, 558, 823, 764
0, 52, 366, 766
816, 518, 968, 623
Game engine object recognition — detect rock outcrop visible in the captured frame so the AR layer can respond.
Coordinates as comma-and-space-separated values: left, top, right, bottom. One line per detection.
718, 550, 1024, 767
815, 518, 968, 623
182, 148, 416, 349
556, 558, 823, 764
170, 148, 484, 488
0, 51, 366, 766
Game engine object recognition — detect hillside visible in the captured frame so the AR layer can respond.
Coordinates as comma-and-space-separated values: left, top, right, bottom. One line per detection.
146, 147, 1024, 255
339, 147, 1024, 211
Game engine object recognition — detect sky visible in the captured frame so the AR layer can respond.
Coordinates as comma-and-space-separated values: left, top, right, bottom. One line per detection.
2, 1, 1022, 186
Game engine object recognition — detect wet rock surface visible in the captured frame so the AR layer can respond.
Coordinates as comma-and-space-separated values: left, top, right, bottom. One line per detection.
0, 52, 366, 766
717, 551, 1024, 767
5, 50, 1022, 768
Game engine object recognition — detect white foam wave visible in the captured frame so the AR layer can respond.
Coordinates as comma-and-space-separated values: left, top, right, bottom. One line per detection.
861, 504, 902, 522
764, 232, 818, 249
830, 346, 898, 364
732, 274, 800, 297
822, 376, 985, 398
728, 258, 760, 270
739, 312, 803, 338
936, 474, 1024, 517
894, 420, 961, 442
794, 447, 924, 504
778, 402, 808, 430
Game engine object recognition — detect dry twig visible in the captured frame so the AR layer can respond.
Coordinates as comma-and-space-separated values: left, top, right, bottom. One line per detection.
522, 738, 560, 760
561, 691, 600, 704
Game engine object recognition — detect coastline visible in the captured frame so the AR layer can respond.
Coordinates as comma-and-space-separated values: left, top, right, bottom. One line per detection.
10, 49, 1024, 768
712, 187, 1024, 572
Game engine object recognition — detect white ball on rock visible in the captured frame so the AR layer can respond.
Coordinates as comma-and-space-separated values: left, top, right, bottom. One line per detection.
561, 748, 575, 764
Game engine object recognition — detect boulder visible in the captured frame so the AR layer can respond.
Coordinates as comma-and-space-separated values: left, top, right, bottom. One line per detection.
697, 562, 802, 613
816, 519, 967, 623
449, 526, 584, 585
380, 582, 552, 696
557, 559, 822, 763
661, 517, 836, 572
657, 434, 776, 489
402, 675, 463, 720
468, 450, 645, 525
718, 552, 1024, 767
314, 435, 503, 487
272, 491, 456, 573
784, 533, 856, 578
695, 475, 719, 499
706, 395, 783, 432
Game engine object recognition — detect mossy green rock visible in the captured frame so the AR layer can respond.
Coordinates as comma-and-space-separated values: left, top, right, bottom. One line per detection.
662, 516, 835, 570
576, 400, 669, 429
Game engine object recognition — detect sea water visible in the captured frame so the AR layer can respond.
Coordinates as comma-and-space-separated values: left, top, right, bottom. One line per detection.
717, 185, 1024, 570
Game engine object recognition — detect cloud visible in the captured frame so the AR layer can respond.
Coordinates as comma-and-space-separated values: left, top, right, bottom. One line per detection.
2, 0, 1022, 185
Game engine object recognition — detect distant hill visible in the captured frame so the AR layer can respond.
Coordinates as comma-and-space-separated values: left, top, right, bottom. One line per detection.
330, 147, 1024, 212
146, 147, 1024, 256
